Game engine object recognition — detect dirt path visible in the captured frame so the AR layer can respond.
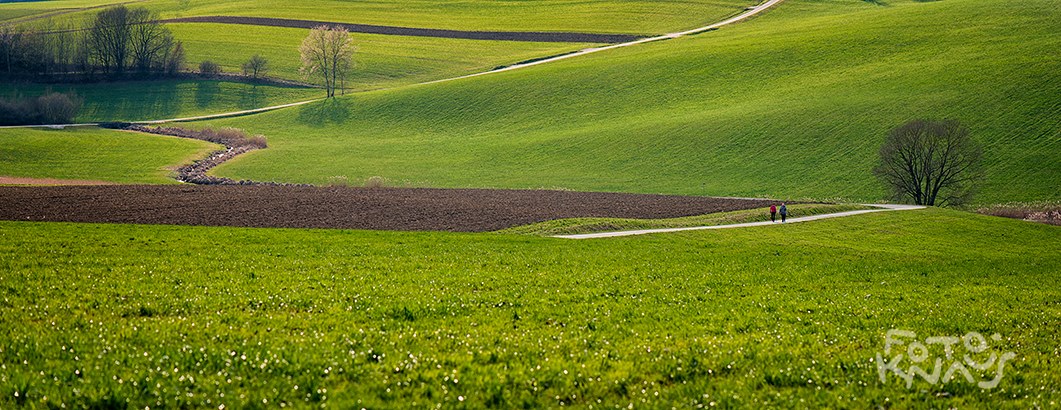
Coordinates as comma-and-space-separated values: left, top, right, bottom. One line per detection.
554, 204, 927, 239
160, 16, 643, 43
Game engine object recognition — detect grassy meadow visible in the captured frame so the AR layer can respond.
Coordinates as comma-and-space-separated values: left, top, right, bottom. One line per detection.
196, 0, 1059, 205
36, 0, 756, 34
171, 23, 592, 90
0, 127, 217, 184
0, 80, 321, 123
0, 209, 1058, 407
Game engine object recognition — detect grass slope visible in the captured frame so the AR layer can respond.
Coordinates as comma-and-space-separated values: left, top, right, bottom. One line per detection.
171, 23, 592, 89
205, 0, 1059, 205
0, 80, 320, 123
0, 127, 217, 184
0, 209, 1058, 407
149, 0, 754, 34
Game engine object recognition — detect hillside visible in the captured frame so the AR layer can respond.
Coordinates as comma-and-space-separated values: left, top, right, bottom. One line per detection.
198, 0, 1059, 205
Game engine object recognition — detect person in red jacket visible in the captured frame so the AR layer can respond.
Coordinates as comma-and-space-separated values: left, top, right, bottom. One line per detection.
770, 204, 777, 223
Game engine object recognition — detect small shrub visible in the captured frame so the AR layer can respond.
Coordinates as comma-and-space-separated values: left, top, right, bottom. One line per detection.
246, 134, 268, 149
33, 92, 82, 124
198, 60, 221, 76
364, 176, 387, 188
241, 54, 269, 79
0, 92, 81, 125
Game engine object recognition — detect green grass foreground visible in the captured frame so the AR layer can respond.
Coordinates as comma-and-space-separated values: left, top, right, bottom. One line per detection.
205, 0, 1060, 205
0, 209, 1058, 407
0, 127, 217, 184
500, 204, 870, 236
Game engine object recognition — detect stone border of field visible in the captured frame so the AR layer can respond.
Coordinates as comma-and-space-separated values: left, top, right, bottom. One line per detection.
159, 16, 644, 43
0, 185, 776, 232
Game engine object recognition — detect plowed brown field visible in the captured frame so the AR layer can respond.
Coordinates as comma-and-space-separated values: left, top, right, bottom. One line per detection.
0, 186, 776, 232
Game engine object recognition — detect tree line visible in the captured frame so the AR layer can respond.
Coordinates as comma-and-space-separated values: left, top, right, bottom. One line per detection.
0, 5, 184, 80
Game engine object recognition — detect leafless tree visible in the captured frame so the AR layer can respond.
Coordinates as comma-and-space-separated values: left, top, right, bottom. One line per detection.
242, 54, 269, 79
128, 8, 173, 73
87, 6, 133, 74
166, 41, 186, 75
873, 119, 983, 206
299, 25, 354, 98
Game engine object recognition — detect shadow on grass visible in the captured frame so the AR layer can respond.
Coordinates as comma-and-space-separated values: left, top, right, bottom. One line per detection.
195, 80, 221, 108
238, 85, 266, 110
296, 98, 352, 126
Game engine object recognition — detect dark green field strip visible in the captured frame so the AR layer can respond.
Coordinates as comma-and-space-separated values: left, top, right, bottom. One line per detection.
160, 16, 645, 43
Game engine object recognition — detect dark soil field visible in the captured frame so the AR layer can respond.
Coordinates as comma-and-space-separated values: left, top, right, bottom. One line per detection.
161, 16, 643, 43
0, 185, 774, 231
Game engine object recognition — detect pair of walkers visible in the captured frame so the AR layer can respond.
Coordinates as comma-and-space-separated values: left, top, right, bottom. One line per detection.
769, 203, 787, 223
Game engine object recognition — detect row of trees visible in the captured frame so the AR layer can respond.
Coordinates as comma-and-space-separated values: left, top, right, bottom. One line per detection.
0, 5, 184, 79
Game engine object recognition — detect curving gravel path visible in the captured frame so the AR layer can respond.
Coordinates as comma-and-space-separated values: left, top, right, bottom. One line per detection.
553, 204, 927, 239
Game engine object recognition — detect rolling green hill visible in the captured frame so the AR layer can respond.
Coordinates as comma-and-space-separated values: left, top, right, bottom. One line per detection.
0, 127, 217, 184
170, 23, 591, 89
82, 0, 754, 34
200, 0, 1059, 205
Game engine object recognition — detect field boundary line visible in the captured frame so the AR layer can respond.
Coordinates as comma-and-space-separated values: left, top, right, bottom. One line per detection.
553, 204, 927, 239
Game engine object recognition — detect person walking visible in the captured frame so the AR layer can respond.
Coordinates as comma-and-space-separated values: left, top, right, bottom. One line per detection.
769, 204, 777, 223
779, 203, 788, 223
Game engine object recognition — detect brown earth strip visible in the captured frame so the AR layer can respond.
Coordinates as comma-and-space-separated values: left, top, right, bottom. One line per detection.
0, 176, 116, 186
0, 185, 775, 232
159, 16, 644, 43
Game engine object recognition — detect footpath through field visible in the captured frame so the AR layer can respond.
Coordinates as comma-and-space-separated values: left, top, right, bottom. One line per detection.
554, 204, 927, 239
0, 0, 784, 129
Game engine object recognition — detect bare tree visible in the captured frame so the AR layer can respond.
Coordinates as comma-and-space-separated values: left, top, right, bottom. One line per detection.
88, 6, 132, 74
128, 8, 174, 74
873, 119, 983, 206
299, 26, 354, 98
166, 41, 186, 75
242, 54, 269, 79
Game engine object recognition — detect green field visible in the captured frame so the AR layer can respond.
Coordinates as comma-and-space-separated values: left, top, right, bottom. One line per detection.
126, 0, 753, 34
0, 209, 1058, 407
170, 23, 592, 89
0, 0, 125, 23
193, 0, 1060, 205
0, 127, 217, 184
0, 80, 320, 123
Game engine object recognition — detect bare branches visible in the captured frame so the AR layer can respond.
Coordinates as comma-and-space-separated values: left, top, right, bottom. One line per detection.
874, 119, 983, 206
242, 54, 269, 79
299, 26, 354, 98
